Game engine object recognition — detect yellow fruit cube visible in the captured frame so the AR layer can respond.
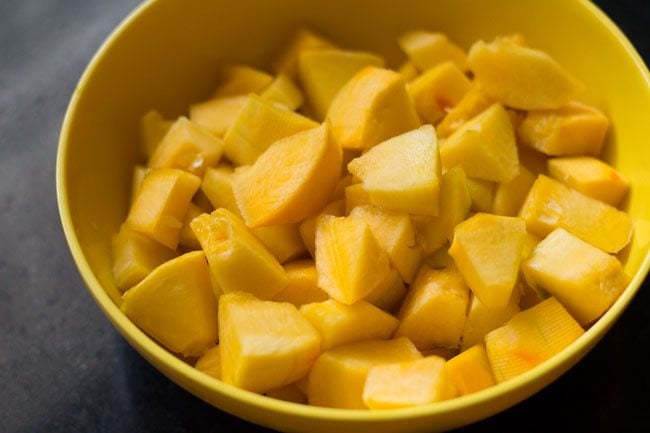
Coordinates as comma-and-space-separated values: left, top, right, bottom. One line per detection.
140, 110, 173, 158
148, 117, 224, 177
252, 223, 307, 264
523, 228, 629, 326
178, 203, 204, 250
518, 102, 610, 156
365, 269, 408, 313
272, 260, 328, 307
446, 344, 496, 396
195, 345, 222, 380
408, 61, 471, 125
396, 265, 470, 349
468, 36, 578, 110
111, 225, 178, 292
190, 95, 248, 137
298, 49, 385, 120
440, 103, 519, 182
363, 356, 456, 409
344, 183, 372, 214
437, 85, 494, 138
492, 165, 536, 216
397, 60, 419, 81
121, 251, 218, 357
233, 123, 342, 227
272, 28, 336, 79
219, 292, 320, 393
213, 65, 273, 97
398, 31, 468, 72
300, 299, 399, 351
130, 165, 147, 205
348, 125, 441, 216
126, 168, 201, 249
299, 199, 345, 257
327, 66, 420, 150
466, 177, 495, 213
222, 94, 318, 166
349, 205, 422, 284
200, 164, 240, 214
315, 214, 391, 305
190, 209, 288, 299
449, 213, 526, 308
460, 293, 520, 351
308, 337, 422, 409
486, 297, 584, 382
547, 157, 629, 207
519, 175, 633, 253
260, 74, 304, 111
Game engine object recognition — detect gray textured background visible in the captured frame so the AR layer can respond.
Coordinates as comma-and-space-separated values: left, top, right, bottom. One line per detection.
1, 0, 648, 432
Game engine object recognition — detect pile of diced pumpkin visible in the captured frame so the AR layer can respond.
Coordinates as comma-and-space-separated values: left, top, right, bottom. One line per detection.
113, 28, 634, 409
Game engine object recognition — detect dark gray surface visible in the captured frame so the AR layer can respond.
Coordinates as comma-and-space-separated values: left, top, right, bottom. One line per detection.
0, 0, 648, 432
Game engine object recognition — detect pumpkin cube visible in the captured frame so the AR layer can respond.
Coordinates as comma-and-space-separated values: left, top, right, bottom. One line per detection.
121, 251, 218, 357
468, 36, 578, 110
260, 74, 304, 111
408, 61, 471, 125
219, 292, 320, 393
460, 293, 520, 351
547, 156, 629, 207
272, 28, 336, 79
140, 110, 173, 158
190, 95, 248, 137
233, 123, 342, 227
213, 64, 273, 97
190, 209, 288, 299
272, 260, 329, 307
363, 356, 456, 409
446, 344, 496, 396
398, 31, 468, 72
347, 125, 442, 216
299, 49, 384, 120
523, 228, 629, 326
126, 168, 201, 249
485, 297, 584, 382
148, 117, 224, 177
449, 213, 526, 308
299, 199, 345, 257
492, 164, 536, 216
308, 338, 422, 409
327, 66, 420, 150
300, 299, 399, 351
223, 94, 318, 166
518, 102, 609, 157
466, 177, 495, 213
252, 224, 306, 264
111, 225, 178, 291
437, 85, 494, 138
349, 205, 422, 283
178, 203, 204, 250
519, 175, 633, 253
195, 345, 222, 380
440, 103, 519, 182
200, 164, 240, 214
315, 214, 391, 304
396, 265, 470, 349
365, 269, 408, 313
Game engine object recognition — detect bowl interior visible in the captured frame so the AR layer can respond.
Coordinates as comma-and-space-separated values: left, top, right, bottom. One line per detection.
58, 0, 650, 432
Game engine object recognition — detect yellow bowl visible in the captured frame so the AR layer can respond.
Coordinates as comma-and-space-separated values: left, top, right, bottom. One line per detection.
57, 0, 650, 431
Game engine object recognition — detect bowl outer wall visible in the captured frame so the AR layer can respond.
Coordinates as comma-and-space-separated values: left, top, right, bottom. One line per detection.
56, 0, 650, 432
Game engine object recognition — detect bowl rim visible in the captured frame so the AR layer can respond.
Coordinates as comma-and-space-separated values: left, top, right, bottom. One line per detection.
56, 0, 650, 426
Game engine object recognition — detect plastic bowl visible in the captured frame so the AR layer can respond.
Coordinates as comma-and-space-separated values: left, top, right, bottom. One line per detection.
57, 0, 650, 431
